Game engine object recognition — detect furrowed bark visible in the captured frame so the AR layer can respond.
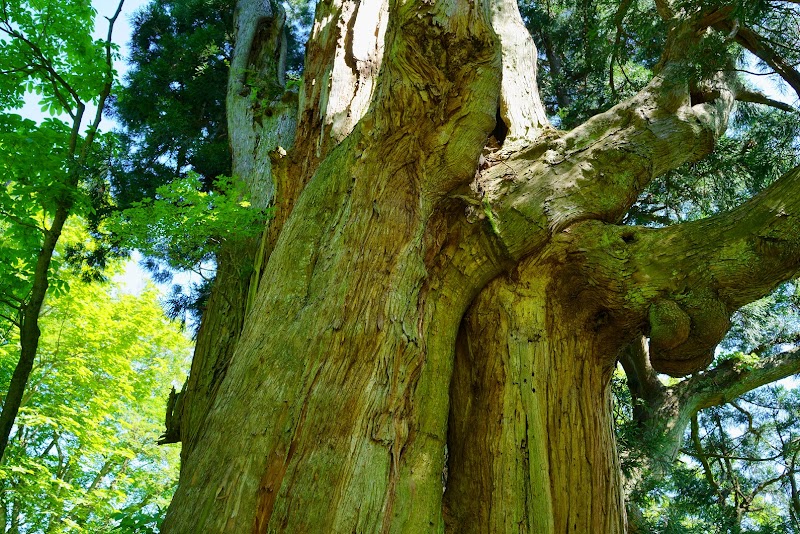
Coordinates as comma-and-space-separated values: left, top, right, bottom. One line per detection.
173, 0, 394, 455
439, 53, 736, 521
169, 240, 254, 455
445, 163, 800, 532
524, 164, 800, 500
293, 0, 388, 164
446, 250, 627, 533
162, 0, 501, 530
267, 0, 388, 270
165, 0, 800, 531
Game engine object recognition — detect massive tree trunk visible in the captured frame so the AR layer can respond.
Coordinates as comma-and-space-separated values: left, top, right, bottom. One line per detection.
162, 0, 800, 531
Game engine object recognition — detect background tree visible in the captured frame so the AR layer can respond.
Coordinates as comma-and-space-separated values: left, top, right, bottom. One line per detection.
0, 263, 191, 533
620, 382, 800, 533
0, 0, 124, 461
111, 0, 235, 209
154, 0, 800, 532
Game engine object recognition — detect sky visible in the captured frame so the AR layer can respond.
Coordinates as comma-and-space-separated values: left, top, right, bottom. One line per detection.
97, 0, 154, 294
93, 0, 150, 70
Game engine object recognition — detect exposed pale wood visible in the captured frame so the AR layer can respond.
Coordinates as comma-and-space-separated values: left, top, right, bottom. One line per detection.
490, 0, 549, 143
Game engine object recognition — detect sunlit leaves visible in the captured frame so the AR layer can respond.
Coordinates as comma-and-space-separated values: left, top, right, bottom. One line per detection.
0, 0, 123, 334
107, 173, 270, 273
0, 276, 191, 533
0, 0, 117, 112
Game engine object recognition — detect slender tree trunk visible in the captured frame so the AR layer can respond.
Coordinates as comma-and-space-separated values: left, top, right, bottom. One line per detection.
0, 209, 67, 462
0, 3, 121, 462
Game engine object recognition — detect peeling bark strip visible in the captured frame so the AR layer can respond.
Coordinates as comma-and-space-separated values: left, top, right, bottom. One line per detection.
163, 0, 800, 531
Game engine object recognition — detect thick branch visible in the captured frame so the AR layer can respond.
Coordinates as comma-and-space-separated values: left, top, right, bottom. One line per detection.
736, 89, 797, 112
681, 347, 800, 412
475, 62, 736, 261
619, 336, 666, 423
227, 0, 296, 209
562, 164, 800, 377
291, 0, 388, 170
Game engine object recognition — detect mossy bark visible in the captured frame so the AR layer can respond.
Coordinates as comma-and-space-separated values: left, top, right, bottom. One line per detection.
162, 0, 800, 531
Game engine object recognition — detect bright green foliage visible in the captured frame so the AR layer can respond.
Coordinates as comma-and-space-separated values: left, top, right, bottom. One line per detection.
0, 0, 124, 289
0, 115, 117, 332
107, 173, 269, 275
0, 276, 191, 533
0, 0, 125, 460
0, 0, 111, 113
0, 115, 70, 330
